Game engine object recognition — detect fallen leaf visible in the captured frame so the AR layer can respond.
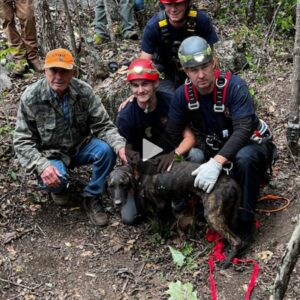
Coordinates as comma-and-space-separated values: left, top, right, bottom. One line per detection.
80, 251, 93, 257
85, 272, 97, 278
111, 221, 120, 227
117, 65, 128, 74
257, 250, 273, 262
69, 207, 81, 212
3, 231, 17, 244
127, 239, 136, 245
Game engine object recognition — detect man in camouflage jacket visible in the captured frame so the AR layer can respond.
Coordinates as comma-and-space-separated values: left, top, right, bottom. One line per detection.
13, 48, 127, 226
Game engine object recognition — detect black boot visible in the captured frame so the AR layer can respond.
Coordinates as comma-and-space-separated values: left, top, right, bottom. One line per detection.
236, 219, 255, 246
83, 195, 108, 226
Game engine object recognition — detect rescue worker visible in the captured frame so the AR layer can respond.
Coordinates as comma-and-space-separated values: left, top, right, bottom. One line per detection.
117, 57, 204, 224
13, 48, 127, 226
94, 0, 138, 43
0, 0, 42, 75
141, 0, 218, 93
156, 36, 277, 244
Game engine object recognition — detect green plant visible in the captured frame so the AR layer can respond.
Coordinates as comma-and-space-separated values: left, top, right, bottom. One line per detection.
169, 243, 198, 270
0, 124, 13, 135
166, 280, 198, 300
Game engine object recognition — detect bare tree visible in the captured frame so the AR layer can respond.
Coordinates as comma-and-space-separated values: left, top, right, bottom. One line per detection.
36, 0, 65, 54
61, 0, 80, 69
270, 215, 300, 300
287, 3, 300, 149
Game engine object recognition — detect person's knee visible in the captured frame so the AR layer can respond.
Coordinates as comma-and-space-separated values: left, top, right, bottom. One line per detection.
186, 148, 205, 164
120, 196, 139, 225
121, 205, 138, 225
94, 140, 116, 162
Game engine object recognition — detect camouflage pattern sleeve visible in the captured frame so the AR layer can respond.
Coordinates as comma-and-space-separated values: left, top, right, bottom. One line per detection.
13, 92, 51, 175
81, 81, 126, 153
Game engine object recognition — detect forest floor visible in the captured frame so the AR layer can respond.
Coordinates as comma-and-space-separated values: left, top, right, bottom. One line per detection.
0, 2, 300, 300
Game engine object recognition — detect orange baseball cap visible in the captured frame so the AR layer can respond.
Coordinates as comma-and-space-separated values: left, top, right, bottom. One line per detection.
44, 48, 75, 70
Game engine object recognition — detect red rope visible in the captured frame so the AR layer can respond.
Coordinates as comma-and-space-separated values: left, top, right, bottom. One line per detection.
206, 228, 259, 300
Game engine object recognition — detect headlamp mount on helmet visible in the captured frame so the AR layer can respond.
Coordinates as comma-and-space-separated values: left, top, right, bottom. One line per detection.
127, 58, 159, 81
178, 36, 213, 68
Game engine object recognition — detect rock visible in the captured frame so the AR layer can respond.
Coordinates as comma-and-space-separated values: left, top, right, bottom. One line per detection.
0, 66, 12, 92
215, 39, 247, 72
94, 73, 131, 122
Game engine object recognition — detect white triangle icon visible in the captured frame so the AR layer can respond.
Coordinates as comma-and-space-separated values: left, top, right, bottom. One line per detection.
142, 138, 163, 162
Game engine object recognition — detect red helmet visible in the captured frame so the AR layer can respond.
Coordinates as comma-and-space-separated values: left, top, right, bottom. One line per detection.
127, 58, 159, 81
160, 0, 186, 4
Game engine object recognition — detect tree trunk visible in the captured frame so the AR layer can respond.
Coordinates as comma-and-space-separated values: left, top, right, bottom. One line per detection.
287, 3, 300, 148
246, 0, 256, 24
61, 0, 80, 69
103, 0, 115, 42
36, 0, 65, 55
270, 215, 300, 300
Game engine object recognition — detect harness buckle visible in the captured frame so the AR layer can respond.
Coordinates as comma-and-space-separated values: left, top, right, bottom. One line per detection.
216, 78, 227, 88
213, 104, 225, 113
206, 135, 222, 151
223, 161, 233, 175
188, 101, 200, 110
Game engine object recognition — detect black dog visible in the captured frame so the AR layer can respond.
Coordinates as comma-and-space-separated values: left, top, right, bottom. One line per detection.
108, 161, 244, 267
107, 165, 134, 207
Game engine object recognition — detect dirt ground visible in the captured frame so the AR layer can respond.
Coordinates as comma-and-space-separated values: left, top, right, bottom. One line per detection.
1, 3, 300, 300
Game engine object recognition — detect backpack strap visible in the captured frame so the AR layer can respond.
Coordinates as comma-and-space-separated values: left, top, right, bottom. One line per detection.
184, 78, 199, 110
186, 8, 197, 34
158, 11, 172, 45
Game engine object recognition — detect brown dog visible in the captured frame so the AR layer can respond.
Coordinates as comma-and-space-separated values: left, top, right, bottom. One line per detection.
108, 161, 244, 267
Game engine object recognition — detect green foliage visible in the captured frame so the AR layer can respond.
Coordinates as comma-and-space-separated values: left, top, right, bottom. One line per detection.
169, 246, 186, 268
10, 171, 17, 181
0, 45, 15, 61
216, 0, 297, 36
249, 87, 255, 98
166, 280, 198, 300
0, 125, 13, 135
169, 243, 198, 270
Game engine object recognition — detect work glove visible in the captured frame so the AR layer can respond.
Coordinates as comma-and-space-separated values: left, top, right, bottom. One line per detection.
191, 158, 222, 193
125, 145, 141, 166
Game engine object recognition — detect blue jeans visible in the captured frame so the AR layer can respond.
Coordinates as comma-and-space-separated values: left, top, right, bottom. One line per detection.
134, 0, 144, 11
40, 138, 116, 197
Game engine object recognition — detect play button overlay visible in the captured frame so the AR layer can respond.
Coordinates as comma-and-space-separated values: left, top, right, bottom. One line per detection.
142, 139, 163, 162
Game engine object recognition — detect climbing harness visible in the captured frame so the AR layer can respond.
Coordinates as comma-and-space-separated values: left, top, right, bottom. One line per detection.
157, 8, 198, 69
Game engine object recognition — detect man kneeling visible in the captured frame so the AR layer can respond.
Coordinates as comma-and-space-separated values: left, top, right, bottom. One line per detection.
13, 48, 127, 226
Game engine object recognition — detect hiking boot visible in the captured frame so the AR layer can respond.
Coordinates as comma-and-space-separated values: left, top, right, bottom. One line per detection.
28, 58, 43, 72
83, 195, 108, 226
124, 30, 138, 40
51, 191, 69, 206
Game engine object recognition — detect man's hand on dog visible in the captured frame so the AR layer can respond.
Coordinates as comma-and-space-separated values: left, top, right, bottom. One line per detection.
192, 158, 223, 193
118, 147, 128, 164
154, 150, 174, 173
125, 144, 141, 166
